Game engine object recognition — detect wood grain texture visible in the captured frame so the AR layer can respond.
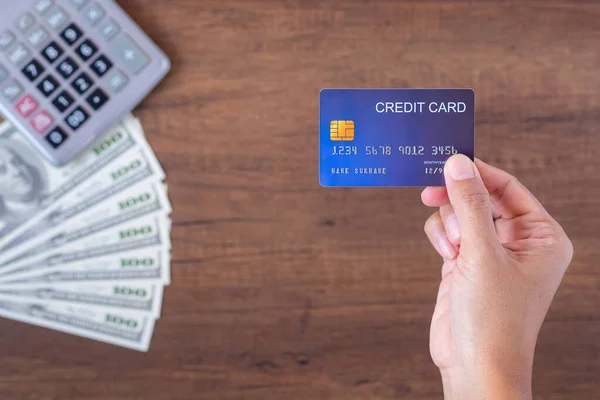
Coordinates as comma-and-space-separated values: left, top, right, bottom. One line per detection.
1, 0, 600, 398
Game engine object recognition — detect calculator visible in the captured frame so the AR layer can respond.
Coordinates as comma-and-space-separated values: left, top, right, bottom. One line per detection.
0, 0, 170, 166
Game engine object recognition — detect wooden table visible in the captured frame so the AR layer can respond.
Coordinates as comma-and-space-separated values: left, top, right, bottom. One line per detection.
1, 1, 599, 398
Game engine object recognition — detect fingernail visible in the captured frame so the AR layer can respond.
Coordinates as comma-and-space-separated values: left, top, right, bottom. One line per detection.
447, 155, 475, 181
437, 235, 457, 260
446, 214, 461, 242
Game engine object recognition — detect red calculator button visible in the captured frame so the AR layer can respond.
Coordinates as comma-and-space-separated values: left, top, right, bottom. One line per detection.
15, 94, 39, 117
30, 110, 54, 133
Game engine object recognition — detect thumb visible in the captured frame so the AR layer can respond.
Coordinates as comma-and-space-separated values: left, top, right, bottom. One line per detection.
444, 154, 500, 251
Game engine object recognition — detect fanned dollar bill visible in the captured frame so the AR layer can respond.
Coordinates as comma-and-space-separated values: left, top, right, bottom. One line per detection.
0, 120, 135, 241
0, 116, 172, 352
0, 246, 171, 285
0, 116, 161, 249
0, 214, 170, 281
0, 179, 171, 266
0, 282, 163, 318
0, 296, 155, 351
0, 119, 165, 255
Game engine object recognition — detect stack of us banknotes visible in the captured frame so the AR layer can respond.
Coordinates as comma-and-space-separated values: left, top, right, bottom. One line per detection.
0, 115, 171, 351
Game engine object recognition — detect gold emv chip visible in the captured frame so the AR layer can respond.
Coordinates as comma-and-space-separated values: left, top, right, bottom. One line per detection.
330, 120, 355, 141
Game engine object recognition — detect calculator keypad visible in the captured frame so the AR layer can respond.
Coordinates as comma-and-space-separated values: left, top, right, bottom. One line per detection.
34, 0, 55, 15
15, 94, 39, 117
65, 106, 88, 130
109, 34, 149, 75
70, 0, 89, 10
1, 80, 24, 101
8, 44, 30, 66
22, 59, 45, 81
85, 87, 108, 110
27, 26, 50, 48
37, 74, 59, 97
30, 110, 54, 133
1, 0, 164, 157
45, 126, 68, 148
76, 38, 97, 61
99, 18, 119, 41
83, 3, 105, 26
0, 31, 16, 51
90, 54, 112, 77
16, 13, 35, 34
46, 7, 70, 31
60, 23, 82, 46
56, 56, 78, 78
106, 69, 128, 93
52, 89, 74, 112
42, 41, 64, 63
72, 71, 92, 94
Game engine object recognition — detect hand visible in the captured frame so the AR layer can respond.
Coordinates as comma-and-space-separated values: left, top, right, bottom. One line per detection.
422, 155, 573, 400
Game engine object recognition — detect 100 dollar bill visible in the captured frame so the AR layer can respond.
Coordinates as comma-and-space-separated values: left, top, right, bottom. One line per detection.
0, 116, 144, 246
0, 215, 171, 281
0, 297, 155, 351
0, 282, 163, 317
0, 118, 138, 241
0, 180, 171, 266
0, 247, 170, 285
0, 117, 165, 255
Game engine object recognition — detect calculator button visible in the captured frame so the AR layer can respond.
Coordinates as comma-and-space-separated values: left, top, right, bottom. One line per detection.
30, 110, 54, 133
35, 0, 55, 15
109, 34, 150, 75
65, 106, 89, 131
1, 81, 24, 102
27, 26, 50, 49
56, 57, 79, 79
99, 18, 120, 42
76, 39, 98, 61
72, 72, 93, 94
15, 94, 39, 118
90, 54, 113, 77
0, 31, 16, 52
70, 0, 90, 10
60, 23, 83, 46
45, 126, 68, 148
83, 3, 106, 26
0, 64, 7, 84
52, 90, 75, 112
37, 75, 60, 97
15, 13, 35, 34
47, 7, 70, 31
22, 59, 45, 82
42, 41, 64, 64
86, 87, 108, 110
8, 44, 30, 67
105, 69, 129, 93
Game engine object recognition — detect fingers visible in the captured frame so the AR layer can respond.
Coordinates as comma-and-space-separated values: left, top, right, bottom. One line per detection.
421, 187, 450, 207
439, 204, 461, 245
474, 159, 546, 219
423, 159, 546, 220
441, 259, 455, 280
444, 155, 501, 250
424, 211, 458, 260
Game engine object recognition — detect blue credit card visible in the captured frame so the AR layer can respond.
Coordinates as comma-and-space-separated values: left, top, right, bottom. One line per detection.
319, 89, 475, 187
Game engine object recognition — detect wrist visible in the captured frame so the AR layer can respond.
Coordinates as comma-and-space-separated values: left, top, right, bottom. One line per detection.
440, 359, 533, 400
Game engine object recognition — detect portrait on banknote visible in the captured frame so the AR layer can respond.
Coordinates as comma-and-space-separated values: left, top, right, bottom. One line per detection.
0, 129, 48, 237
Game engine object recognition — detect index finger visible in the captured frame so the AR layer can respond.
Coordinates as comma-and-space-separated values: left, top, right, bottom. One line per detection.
421, 187, 449, 207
